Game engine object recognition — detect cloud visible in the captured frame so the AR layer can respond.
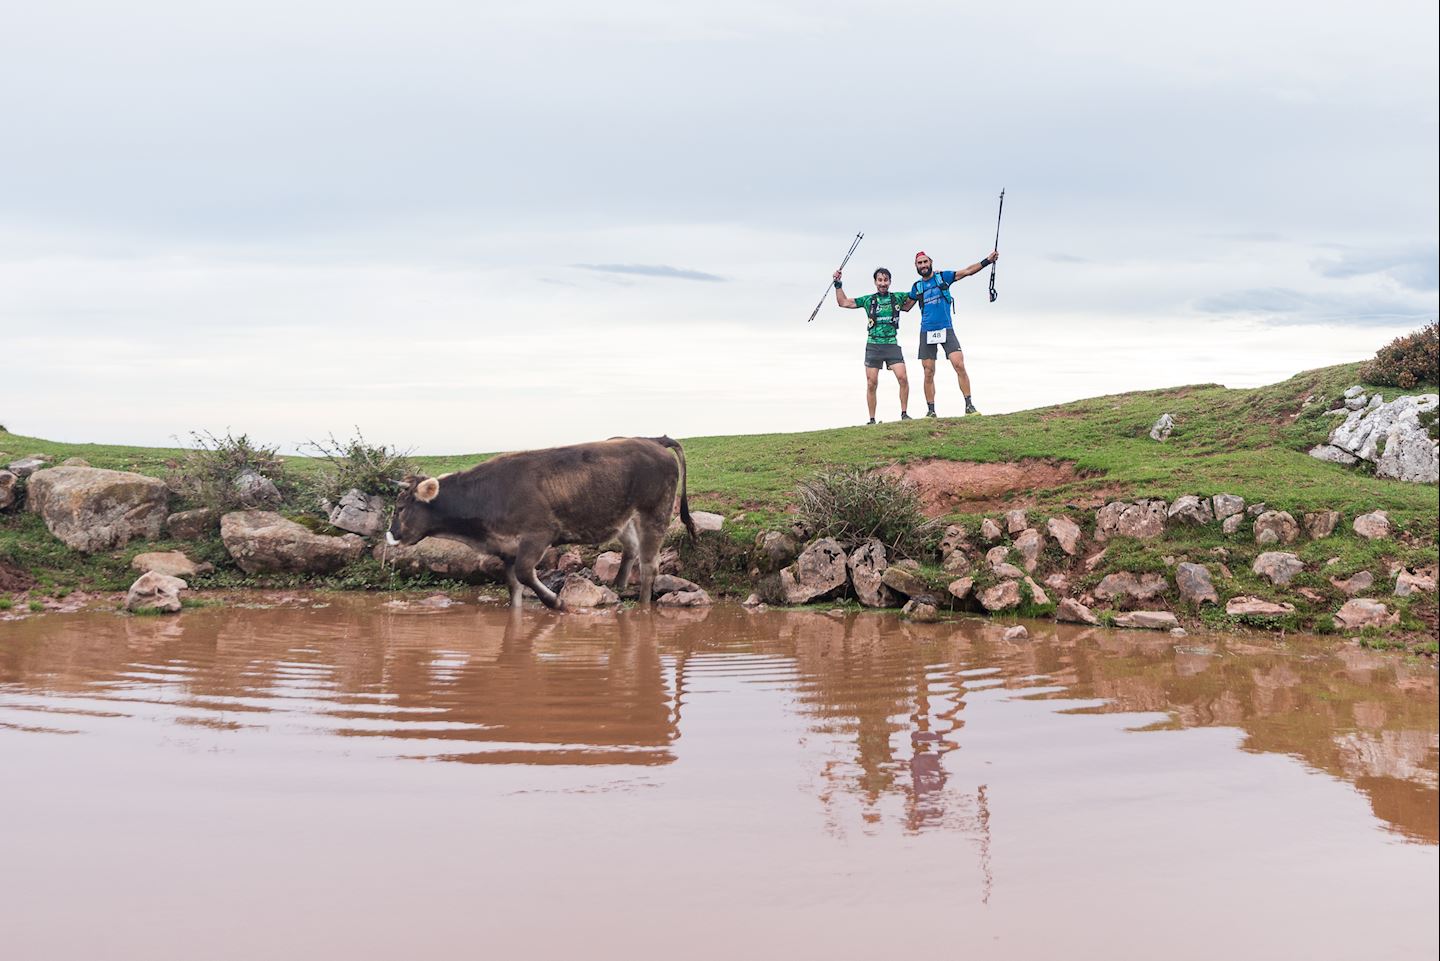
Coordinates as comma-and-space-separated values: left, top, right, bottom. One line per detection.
573, 264, 728, 282
1311, 245, 1439, 292
1195, 287, 1434, 326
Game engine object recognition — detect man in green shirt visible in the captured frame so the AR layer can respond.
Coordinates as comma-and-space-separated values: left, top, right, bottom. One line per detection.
833, 266, 915, 424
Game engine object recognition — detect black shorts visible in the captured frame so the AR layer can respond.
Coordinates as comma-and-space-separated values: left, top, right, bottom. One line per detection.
917, 328, 961, 360
864, 344, 906, 369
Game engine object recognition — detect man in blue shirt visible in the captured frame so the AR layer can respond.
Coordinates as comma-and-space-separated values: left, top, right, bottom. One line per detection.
909, 248, 998, 416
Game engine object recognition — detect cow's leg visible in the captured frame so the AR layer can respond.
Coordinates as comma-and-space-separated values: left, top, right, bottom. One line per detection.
615, 517, 641, 593
635, 514, 667, 607
504, 562, 525, 609
514, 537, 564, 611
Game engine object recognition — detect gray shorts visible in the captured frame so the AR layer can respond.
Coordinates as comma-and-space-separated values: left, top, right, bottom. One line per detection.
917, 328, 961, 360
864, 344, 906, 369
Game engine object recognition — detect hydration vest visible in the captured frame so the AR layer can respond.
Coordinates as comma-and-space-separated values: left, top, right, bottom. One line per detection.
866, 292, 902, 329
916, 273, 955, 314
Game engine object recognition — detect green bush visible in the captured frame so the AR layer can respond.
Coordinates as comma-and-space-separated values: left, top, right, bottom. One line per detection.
301, 430, 418, 505
794, 467, 940, 558
168, 431, 292, 511
1360, 322, 1437, 390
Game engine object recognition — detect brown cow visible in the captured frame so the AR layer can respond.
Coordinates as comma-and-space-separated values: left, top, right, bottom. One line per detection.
386, 436, 695, 609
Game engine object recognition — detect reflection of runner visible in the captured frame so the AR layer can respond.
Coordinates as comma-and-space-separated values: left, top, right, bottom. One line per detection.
833, 267, 914, 424
909, 249, 997, 417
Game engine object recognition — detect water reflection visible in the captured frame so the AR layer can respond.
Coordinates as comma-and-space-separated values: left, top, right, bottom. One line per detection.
1, 596, 1435, 843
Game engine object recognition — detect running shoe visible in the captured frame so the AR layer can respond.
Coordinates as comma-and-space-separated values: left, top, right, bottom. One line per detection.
925, 410, 937, 418
900, 412, 912, 420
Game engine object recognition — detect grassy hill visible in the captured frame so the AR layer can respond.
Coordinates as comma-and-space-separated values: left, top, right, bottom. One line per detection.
3, 360, 1437, 646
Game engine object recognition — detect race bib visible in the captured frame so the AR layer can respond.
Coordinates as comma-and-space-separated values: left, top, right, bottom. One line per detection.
926, 328, 948, 345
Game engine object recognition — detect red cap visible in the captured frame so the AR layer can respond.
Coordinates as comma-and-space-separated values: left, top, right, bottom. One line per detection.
914, 250, 929, 261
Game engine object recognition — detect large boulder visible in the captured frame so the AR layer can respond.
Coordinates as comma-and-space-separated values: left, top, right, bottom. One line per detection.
373, 536, 505, 583
1045, 516, 1082, 556
1004, 509, 1029, 534
233, 470, 282, 508
6, 455, 49, 478
593, 551, 623, 584
328, 489, 387, 537
755, 530, 800, 572
26, 466, 169, 553
1329, 571, 1374, 596
1149, 413, 1175, 441
881, 565, 930, 600
166, 508, 221, 540
980, 580, 1022, 612
1252, 511, 1299, 546
947, 577, 974, 602
1114, 610, 1179, 630
1394, 569, 1437, 597
1317, 392, 1439, 483
1095, 500, 1167, 540
848, 540, 898, 608
1094, 571, 1169, 602
1252, 552, 1305, 587
779, 538, 849, 605
1167, 495, 1213, 526
221, 511, 364, 574
657, 588, 713, 607
131, 551, 213, 579
557, 575, 620, 608
1334, 599, 1397, 630
1226, 597, 1295, 617
1352, 511, 1391, 540
1303, 510, 1341, 539
980, 518, 1004, 543
1056, 598, 1099, 625
1211, 494, 1245, 521
1175, 563, 1218, 605
902, 597, 941, 622
125, 571, 187, 614
0, 470, 18, 511
1013, 529, 1046, 572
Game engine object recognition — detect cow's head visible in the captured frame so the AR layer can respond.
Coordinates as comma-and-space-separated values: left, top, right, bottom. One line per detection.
386, 475, 442, 546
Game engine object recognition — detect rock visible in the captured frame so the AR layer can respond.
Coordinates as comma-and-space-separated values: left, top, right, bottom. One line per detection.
1246, 502, 1268, 517
947, 577, 975, 601
1149, 413, 1175, 441
894, 559, 921, 572
555, 550, 585, 574
1002, 625, 1029, 641
755, 531, 800, 572
1221, 514, 1245, 535
1309, 444, 1360, 466
848, 540, 898, 608
657, 588, 713, 607
1013, 529, 1045, 572
937, 525, 973, 559
980, 580, 1022, 612
1252, 511, 1299, 545
557, 575, 620, 608
1252, 551, 1305, 587
131, 551, 213, 579
1329, 571, 1374, 596
1334, 599, 1397, 630
1023, 577, 1051, 606
1303, 510, 1341, 539
657, 547, 681, 575
1344, 385, 1365, 399
1114, 610, 1179, 630
217, 511, 362, 574
1352, 510, 1391, 540
593, 551, 623, 584
374, 536, 505, 583
1394, 569, 1437, 597
1218, 563, 1232, 579
328, 489, 387, 537
1043, 573, 1070, 592
779, 538, 849, 605
1297, 588, 1325, 603
980, 518, 1004, 543
1094, 571, 1169, 602
992, 561, 1026, 580
125, 571, 187, 613
233, 470, 282, 508
881, 565, 929, 599
1095, 500, 1167, 540
1208, 495, 1243, 521
1045, 516, 1082, 556
1169, 628, 1188, 637
1004, 509, 1028, 535
1225, 596, 1295, 616
1175, 563, 1218, 605
902, 598, 940, 622
1323, 392, 1439, 483
6, 455, 49, 478
941, 550, 971, 574
166, 508, 220, 540
1167, 495, 1213, 526
60, 456, 92, 468
1056, 598, 1099, 625
742, 593, 763, 608
653, 573, 701, 594
0, 470, 18, 511
690, 511, 725, 533
26, 466, 169, 553
1082, 548, 1108, 572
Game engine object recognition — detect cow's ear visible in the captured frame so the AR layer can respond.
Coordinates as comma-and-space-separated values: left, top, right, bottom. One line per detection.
415, 477, 440, 502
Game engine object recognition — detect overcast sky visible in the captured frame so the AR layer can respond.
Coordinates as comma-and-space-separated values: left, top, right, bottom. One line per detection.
3, 0, 1436, 454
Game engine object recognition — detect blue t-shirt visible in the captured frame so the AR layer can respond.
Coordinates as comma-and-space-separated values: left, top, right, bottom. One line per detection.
910, 271, 958, 332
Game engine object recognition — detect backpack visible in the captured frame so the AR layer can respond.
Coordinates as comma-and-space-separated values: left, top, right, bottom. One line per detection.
914, 274, 955, 315
866, 292, 901, 328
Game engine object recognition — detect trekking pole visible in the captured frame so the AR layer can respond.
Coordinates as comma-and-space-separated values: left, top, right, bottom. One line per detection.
988, 189, 1004, 303
806, 231, 864, 322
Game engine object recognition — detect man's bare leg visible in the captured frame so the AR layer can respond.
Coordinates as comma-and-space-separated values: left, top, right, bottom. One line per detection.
892, 362, 910, 414
949, 350, 972, 396
921, 359, 937, 406
865, 367, 880, 420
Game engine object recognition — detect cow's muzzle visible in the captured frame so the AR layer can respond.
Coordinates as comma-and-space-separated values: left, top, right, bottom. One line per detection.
385, 531, 399, 546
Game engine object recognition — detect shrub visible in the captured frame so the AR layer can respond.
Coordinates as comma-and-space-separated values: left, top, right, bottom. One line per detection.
794, 467, 939, 557
1360, 322, 1437, 390
301, 430, 417, 506
169, 430, 291, 511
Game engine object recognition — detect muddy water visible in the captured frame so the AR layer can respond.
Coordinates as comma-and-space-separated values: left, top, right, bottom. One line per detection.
1, 597, 1435, 960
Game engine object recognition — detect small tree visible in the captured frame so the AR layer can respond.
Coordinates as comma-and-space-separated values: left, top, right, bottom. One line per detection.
1361, 321, 1438, 389
168, 430, 291, 510
301, 430, 417, 506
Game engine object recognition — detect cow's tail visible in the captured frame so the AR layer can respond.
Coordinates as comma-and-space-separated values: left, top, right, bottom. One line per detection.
653, 435, 696, 540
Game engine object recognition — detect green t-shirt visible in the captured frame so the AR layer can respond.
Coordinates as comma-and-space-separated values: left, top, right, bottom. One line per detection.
853, 292, 906, 346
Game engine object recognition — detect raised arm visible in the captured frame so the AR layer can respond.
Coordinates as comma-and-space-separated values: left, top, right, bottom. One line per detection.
954, 250, 1000, 280
833, 270, 858, 308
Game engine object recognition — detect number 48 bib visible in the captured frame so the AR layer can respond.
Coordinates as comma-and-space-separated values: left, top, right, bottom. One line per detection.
926, 328, 948, 345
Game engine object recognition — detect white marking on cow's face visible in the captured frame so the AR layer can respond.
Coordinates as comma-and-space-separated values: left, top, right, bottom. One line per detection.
386, 531, 399, 546
415, 477, 440, 502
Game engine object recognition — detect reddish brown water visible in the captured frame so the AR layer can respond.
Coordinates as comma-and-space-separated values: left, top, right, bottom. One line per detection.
2, 595, 1436, 960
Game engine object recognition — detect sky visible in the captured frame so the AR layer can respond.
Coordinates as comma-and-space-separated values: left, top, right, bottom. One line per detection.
3, 0, 1437, 455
